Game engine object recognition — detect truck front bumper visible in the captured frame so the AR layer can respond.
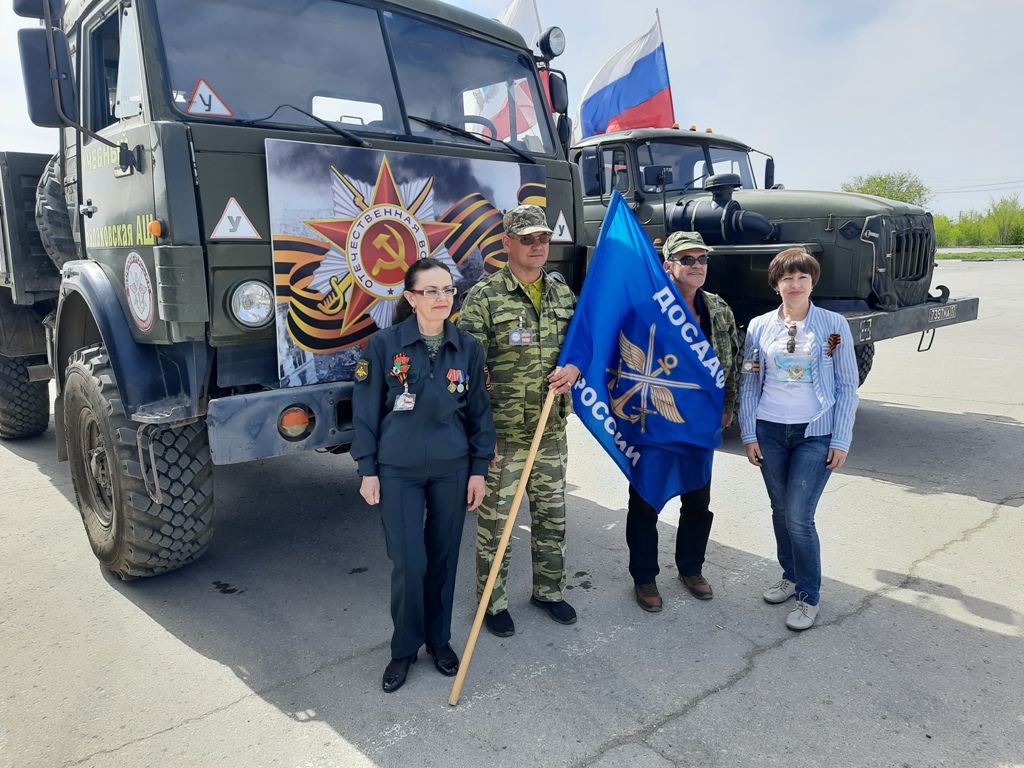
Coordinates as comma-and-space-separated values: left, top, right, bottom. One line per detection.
841, 295, 980, 344
206, 381, 354, 465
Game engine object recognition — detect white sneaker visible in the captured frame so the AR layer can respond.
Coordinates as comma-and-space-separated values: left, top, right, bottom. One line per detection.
763, 578, 797, 604
786, 595, 820, 631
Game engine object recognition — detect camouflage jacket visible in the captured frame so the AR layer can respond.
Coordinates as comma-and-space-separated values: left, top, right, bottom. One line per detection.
699, 288, 740, 417
458, 265, 576, 436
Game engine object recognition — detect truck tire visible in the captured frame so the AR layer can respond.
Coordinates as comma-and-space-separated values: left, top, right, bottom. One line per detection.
855, 342, 874, 387
63, 344, 215, 579
0, 354, 50, 439
35, 154, 78, 269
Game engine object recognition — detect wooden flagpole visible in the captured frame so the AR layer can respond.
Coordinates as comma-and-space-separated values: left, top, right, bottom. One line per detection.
449, 385, 559, 706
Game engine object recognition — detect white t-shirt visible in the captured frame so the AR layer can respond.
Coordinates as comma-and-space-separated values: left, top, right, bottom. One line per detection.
756, 315, 821, 424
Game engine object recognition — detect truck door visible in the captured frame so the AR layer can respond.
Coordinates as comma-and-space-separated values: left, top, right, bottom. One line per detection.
77, 3, 163, 343
578, 143, 630, 246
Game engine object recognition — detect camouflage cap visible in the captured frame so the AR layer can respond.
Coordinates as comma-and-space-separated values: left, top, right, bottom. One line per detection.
664, 230, 714, 255
503, 204, 553, 236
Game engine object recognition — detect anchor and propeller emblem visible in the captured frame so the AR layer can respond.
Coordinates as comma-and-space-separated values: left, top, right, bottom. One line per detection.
607, 324, 701, 433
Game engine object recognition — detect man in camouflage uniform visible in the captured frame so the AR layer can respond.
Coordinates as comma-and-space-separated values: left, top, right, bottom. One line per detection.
458, 204, 580, 637
629, 230, 740, 613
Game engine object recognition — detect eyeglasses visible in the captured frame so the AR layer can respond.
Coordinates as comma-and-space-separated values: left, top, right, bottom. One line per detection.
513, 233, 552, 245
786, 322, 797, 353
408, 286, 457, 299
666, 254, 710, 266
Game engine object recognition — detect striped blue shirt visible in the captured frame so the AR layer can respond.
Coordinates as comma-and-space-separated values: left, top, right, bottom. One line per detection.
739, 302, 860, 451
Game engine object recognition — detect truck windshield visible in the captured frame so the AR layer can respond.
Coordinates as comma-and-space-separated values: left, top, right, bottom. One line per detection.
152, 0, 554, 155
640, 141, 756, 192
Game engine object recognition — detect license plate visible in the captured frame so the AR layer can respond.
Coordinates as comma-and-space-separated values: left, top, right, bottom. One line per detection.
928, 305, 958, 322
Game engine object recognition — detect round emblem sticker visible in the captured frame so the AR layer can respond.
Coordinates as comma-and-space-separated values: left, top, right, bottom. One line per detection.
124, 251, 155, 332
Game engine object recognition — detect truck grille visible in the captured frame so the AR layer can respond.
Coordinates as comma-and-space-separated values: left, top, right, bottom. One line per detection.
889, 225, 932, 281
862, 213, 936, 308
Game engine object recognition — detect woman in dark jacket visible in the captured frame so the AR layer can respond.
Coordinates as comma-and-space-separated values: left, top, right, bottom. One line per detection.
352, 257, 495, 693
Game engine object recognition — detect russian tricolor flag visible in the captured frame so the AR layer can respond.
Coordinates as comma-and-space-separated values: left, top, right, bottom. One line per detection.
579, 20, 674, 139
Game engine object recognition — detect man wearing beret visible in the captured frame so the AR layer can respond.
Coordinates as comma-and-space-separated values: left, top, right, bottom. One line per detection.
629, 230, 739, 612
458, 204, 580, 637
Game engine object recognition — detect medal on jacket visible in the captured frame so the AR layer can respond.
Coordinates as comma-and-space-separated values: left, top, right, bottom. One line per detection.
509, 314, 533, 345
446, 368, 467, 393
390, 353, 415, 411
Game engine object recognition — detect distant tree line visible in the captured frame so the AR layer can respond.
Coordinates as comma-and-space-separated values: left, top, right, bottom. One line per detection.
841, 171, 1024, 247
933, 195, 1024, 247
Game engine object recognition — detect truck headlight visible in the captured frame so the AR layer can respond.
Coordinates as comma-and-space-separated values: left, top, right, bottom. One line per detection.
230, 280, 274, 328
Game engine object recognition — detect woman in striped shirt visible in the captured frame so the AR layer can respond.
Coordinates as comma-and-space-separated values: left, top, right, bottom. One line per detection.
738, 248, 860, 630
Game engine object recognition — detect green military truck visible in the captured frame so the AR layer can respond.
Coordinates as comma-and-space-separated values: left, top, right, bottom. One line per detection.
571, 127, 979, 383
0, 0, 583, 579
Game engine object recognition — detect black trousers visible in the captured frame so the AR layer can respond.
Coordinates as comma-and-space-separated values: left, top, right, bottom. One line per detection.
378, 467, 469, 659
626, 480, 714, 585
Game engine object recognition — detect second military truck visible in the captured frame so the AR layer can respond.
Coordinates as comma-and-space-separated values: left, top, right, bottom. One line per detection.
571, 126, 979, 384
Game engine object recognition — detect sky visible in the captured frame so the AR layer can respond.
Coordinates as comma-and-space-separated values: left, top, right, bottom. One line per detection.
3, 0, 1022, 219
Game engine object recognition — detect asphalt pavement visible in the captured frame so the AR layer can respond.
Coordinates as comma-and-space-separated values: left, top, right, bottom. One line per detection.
1, 261, 1021, 768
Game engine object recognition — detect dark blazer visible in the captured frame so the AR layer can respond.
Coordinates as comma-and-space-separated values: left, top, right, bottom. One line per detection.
352, 316, 496, 477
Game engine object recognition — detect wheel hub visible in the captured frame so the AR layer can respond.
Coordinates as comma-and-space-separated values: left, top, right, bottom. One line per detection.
81, 413, 114, 527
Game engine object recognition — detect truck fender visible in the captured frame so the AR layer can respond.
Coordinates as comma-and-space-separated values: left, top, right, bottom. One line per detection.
55, 260, 208, 424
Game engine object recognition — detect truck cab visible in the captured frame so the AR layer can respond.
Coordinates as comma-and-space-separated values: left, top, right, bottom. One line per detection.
1, 0, 582, 578
571, 126, 979, 381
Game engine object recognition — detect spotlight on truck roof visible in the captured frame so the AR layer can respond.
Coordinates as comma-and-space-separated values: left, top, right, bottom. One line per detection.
539, 27, 565, 60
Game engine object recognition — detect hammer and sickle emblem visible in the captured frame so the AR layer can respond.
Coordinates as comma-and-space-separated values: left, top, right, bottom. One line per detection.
371, 224, 408, 276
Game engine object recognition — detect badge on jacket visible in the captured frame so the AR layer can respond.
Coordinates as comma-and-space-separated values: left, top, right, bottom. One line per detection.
741, 348, 761, 374
355, 358, 369, 382
390, 353, 415, 411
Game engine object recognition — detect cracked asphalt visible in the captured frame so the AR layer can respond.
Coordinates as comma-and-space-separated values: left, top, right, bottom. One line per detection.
1, 261, 1021, 768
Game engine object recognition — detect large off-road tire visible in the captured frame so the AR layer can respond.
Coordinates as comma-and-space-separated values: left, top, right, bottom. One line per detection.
0, 354, 50, 439
64, 345, 215, 579
35, 154, 78, 269
855, 342, 875, 387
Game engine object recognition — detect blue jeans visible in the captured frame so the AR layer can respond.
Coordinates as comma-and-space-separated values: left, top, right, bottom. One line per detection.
755, 420, 832, 606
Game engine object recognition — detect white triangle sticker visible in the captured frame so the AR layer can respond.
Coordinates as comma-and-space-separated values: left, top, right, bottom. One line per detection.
551, 210, 573, 243
211, 197, 261, 239
186, 79, 234, 118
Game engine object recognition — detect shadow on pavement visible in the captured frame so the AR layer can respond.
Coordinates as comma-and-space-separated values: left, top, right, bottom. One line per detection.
104, 446, 1024, 768
718, 396, 1024, 508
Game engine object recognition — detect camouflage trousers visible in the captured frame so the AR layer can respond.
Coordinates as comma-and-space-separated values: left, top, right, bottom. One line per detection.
476, 429, 569, 614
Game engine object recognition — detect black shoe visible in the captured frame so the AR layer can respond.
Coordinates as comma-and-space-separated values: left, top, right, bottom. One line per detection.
426, 643, 460, 676
484, 609, 515, 637
530, 596, 577, 625
382, 651, 417, 693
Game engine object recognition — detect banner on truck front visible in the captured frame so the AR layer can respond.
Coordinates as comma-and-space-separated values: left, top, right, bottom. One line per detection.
266, 140, 545, 387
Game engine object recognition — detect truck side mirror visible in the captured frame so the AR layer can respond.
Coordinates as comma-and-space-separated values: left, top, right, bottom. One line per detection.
18, 27, 78, 127
557, 114, 571, 151
579, 147, 602, 197
13, 0, 65, 18
642, 165, 673, 187
547, 71, 569, 115
765, 157, 775, 190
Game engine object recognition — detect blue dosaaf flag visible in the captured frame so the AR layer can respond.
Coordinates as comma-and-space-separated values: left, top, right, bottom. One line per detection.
558, 192, 726, 510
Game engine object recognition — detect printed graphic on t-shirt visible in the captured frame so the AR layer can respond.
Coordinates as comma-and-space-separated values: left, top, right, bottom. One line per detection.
773, 352, 814, 383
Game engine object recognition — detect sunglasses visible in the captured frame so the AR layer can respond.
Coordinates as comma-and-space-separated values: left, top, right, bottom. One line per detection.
786, 322, 797, 353
513, 233, 552, 245
408, 286, 457, 299
666, 254, 710, 266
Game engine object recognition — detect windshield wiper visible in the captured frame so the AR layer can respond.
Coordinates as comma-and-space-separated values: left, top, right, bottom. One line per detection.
407, 115, 490, 145
240, 104, 371, 148
487, 136, 536, 164
407, 115, 536, 164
